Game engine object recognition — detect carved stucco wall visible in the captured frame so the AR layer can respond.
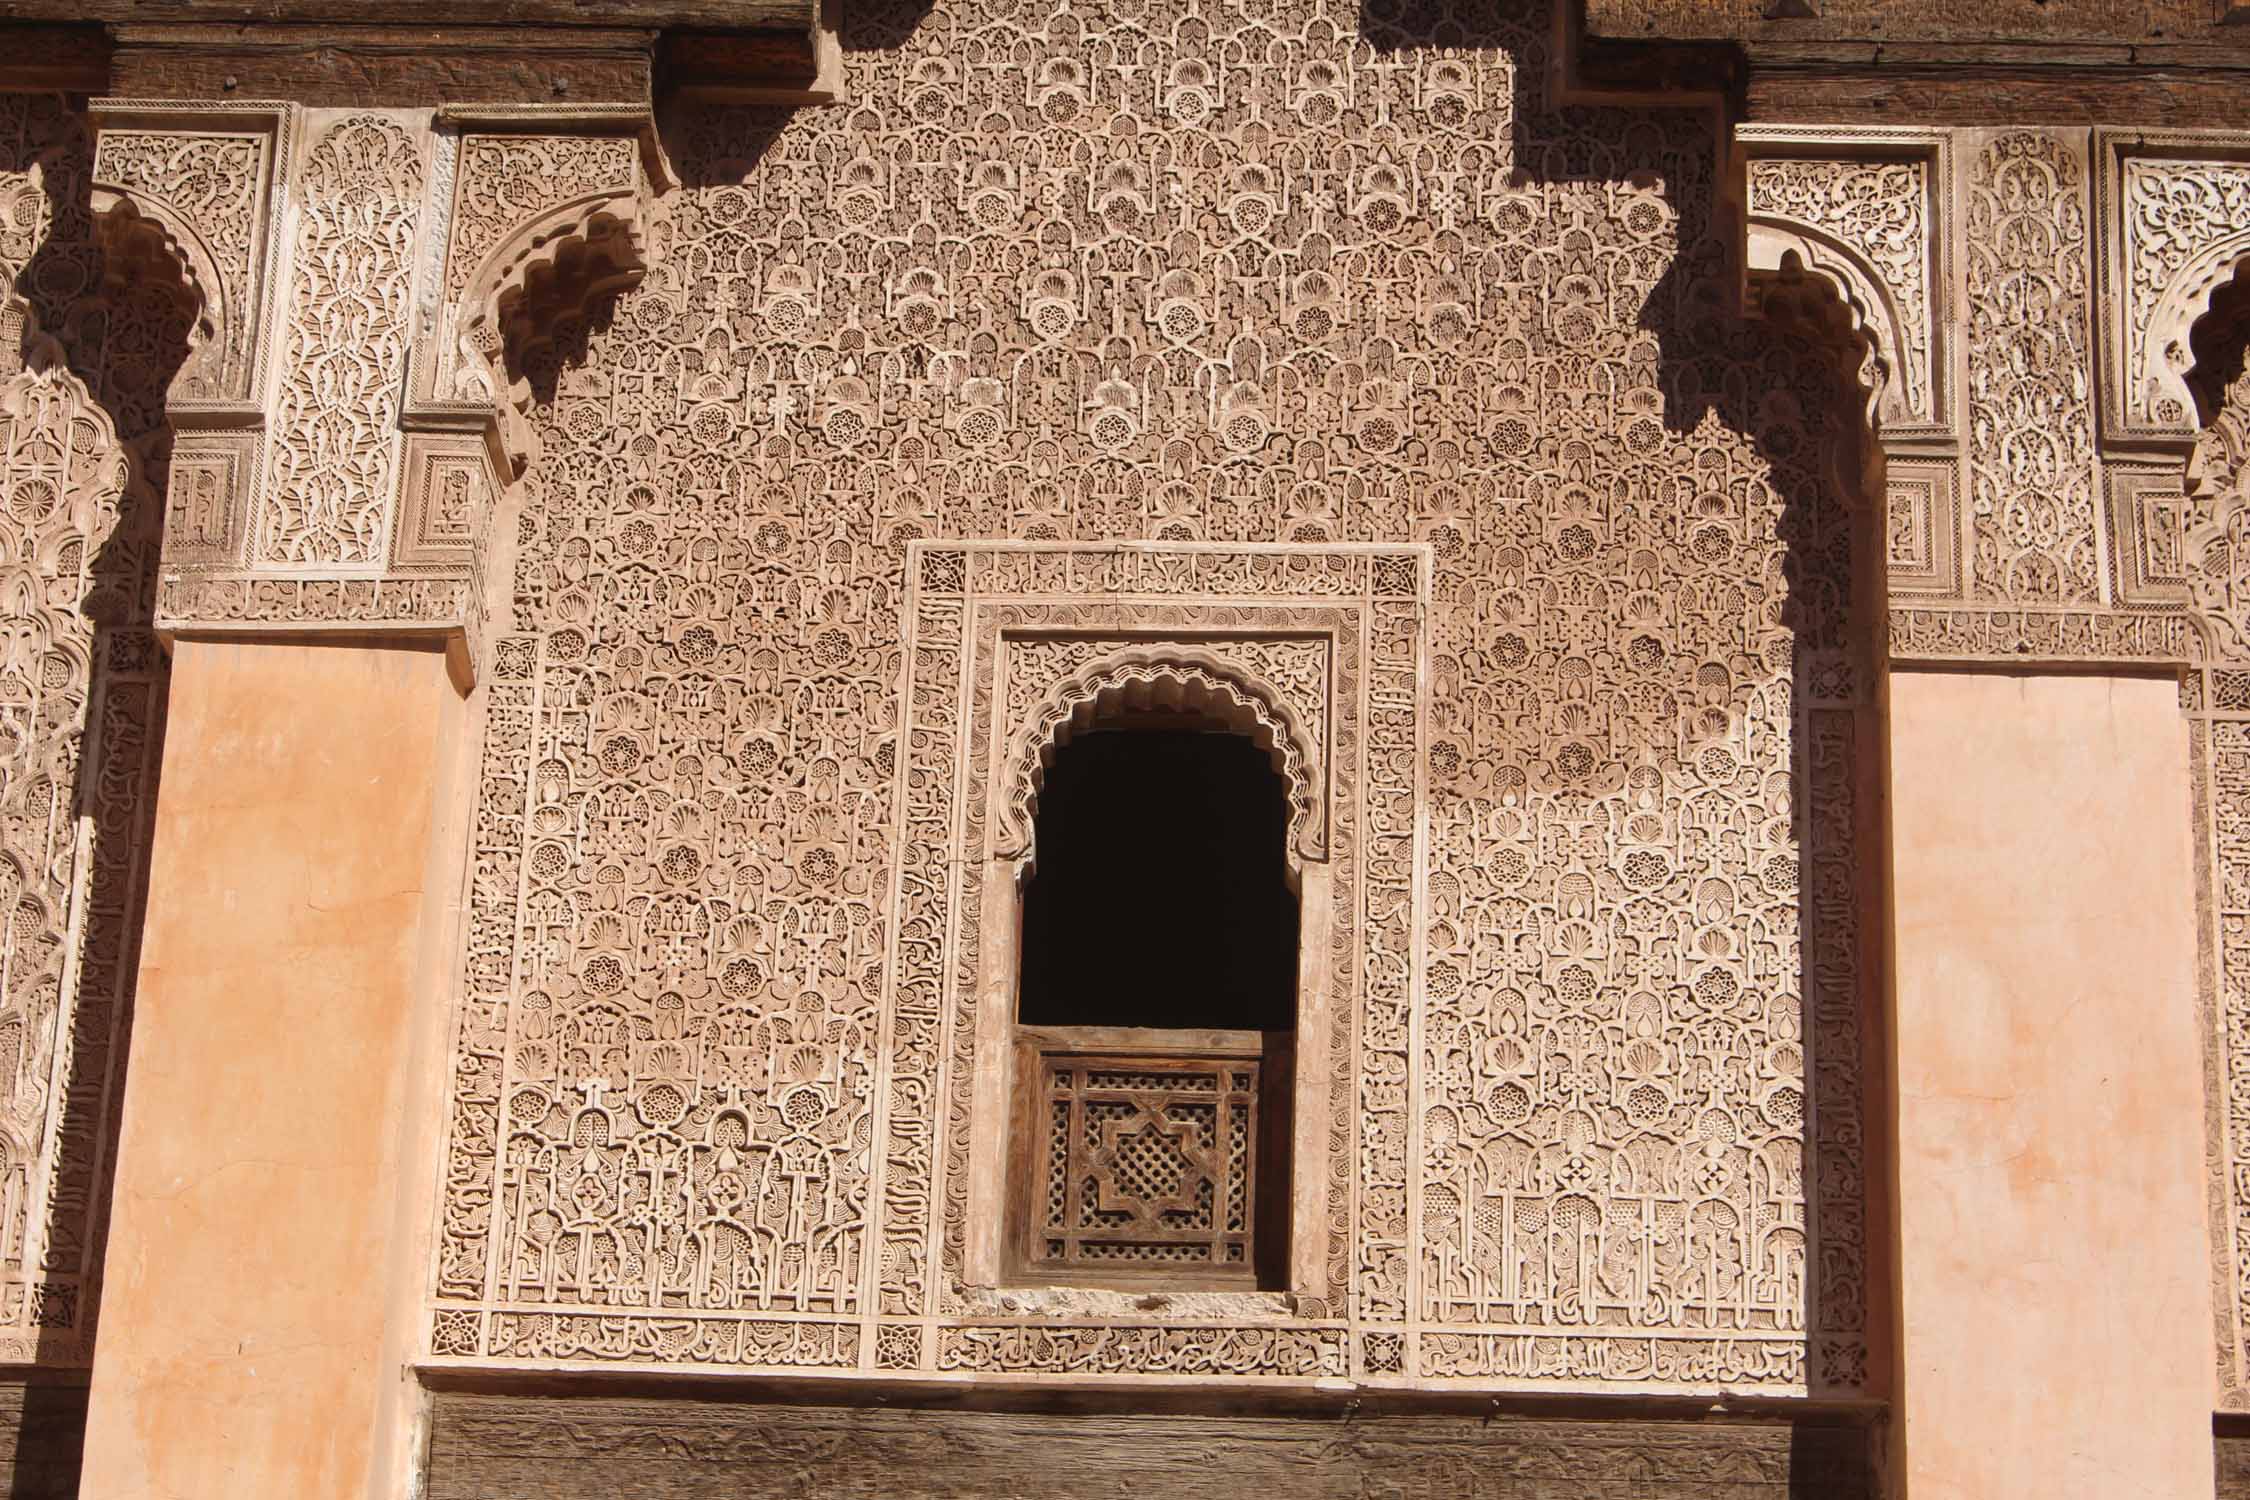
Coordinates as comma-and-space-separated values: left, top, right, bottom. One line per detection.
0, 94, 659, 1373
17, 0, 2250, 1409
0, 93, 173, 1367
423, 0, 1879, 1395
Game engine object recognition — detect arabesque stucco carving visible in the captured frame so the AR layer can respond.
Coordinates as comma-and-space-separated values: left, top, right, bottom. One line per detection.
19, 0, 2250, 1411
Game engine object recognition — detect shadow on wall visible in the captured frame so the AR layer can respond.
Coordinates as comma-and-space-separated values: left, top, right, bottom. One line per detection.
613, 0, 1881, 1416
1360, 0, 1887, 1406
0, 98, 187, 1475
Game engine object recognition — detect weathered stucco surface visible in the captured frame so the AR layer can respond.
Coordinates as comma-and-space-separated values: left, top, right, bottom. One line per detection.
1889, 669, 2211, 1499
78, 639, 458, 1500
3, 0, 2250, 1493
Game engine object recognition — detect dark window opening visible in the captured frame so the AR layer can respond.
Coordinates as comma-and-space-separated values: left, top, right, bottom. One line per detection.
1018, 728, 1298, 1031
1008, 723, 1299, 1289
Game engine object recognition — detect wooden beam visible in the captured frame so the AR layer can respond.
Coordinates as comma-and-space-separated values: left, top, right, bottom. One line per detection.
0, 0, 812, 29
0, 25, 108, 93
105, 24, 658, 106
1585, 0, 2247, 47
426, 1391, 1878, 1500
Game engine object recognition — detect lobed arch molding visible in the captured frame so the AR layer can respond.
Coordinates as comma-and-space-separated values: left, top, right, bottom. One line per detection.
992, 647, 1328, 872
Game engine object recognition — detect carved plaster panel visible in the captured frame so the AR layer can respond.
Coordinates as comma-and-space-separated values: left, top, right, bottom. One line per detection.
1740, 126, 1954, 444
1965, 129, 2104, 609
0, 94, 171, 1370
259, 113, 427, 567
88, 104, 663, 682
1882, 457, 1961, 597
0, 324, 160, 1365
421, 20, 1878, 1393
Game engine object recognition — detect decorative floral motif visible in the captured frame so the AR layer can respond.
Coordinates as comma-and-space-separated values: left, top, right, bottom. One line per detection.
422, 0, 1874, 1393
1965, 131, 2101, 605
259, 115, 424, 564
0, 97, 173, 1366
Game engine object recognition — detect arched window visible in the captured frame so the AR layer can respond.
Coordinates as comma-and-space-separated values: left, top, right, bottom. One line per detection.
1005, 709, 1299, 1289
1018, 728, 1298, 1031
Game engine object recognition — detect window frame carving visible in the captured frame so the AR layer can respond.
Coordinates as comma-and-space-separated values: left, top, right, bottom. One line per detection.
967, 638, 1336, 1302
880, 540, 1427, 1347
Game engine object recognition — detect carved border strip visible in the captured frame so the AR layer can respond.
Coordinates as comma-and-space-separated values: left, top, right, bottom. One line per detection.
866, 542, 1414, 1383
2192, 667, 2250, 1410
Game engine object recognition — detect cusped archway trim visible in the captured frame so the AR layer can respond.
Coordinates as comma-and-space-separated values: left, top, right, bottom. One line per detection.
993, 647, 1327, 868
1745, 220, 1906, 437
455, 195, 648, 471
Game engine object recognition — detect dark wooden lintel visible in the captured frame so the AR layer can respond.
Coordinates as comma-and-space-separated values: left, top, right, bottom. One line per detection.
425, 1388, 1880, 1500
0, 11, 822, 105
0, 25, 110, 95
104, 23, 660, 107
1744, 62, 2250, 127
2, 0, 810, 29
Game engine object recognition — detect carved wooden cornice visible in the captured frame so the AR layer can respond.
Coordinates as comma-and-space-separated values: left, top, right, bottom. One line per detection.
0, 0, 824, 105
8, 0, 810, 26
1577, 4, 2250, 127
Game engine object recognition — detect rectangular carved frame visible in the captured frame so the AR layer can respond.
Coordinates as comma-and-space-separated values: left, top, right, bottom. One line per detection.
867, 541, 1428, 1380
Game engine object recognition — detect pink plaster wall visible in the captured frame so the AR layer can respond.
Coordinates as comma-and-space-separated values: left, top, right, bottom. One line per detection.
79, 639, 460, 1500
1888, 669, 2211, 1497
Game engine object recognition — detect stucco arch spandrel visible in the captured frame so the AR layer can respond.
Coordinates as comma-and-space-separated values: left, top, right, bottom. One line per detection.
457, 194, 649, 474
410, 114, 665, 478
1737, 128, 1953, 455
992, 648, 1328, 868
85, 102, 294, 417
2093, 129, 2250, 450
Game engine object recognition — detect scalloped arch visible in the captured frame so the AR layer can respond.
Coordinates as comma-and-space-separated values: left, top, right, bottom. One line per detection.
1746, 218, 1912, 435
86, 191, 229, 402
993, 648, 1327, 868
457, 193, 648, 475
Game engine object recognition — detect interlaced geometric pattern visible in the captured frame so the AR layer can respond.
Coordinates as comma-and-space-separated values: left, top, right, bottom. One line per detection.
1027, 1047, 1259, 1279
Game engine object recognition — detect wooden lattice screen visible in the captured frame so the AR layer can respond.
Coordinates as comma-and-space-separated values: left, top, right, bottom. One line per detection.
1011, 1028, 1284, 1286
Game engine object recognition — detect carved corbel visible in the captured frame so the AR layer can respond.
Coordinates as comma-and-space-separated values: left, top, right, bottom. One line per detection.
1738, 125, 1961, 598
85, 100, 295, 571
396, 105, 664, 583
